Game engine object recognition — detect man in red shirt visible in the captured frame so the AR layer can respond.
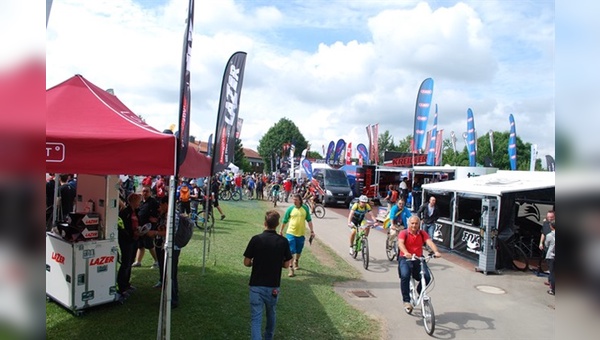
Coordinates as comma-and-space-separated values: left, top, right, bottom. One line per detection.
398, 215, 441, 314
283, 178, 293, 202
234, 174, 243, 199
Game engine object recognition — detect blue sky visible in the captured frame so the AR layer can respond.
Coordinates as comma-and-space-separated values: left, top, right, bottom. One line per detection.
45, 0, 556, 166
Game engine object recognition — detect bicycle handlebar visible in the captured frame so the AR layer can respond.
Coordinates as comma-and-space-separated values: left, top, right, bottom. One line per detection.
408, 252, 438, 261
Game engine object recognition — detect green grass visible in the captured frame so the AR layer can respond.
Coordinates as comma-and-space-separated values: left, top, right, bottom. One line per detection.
46, 199, 381, 339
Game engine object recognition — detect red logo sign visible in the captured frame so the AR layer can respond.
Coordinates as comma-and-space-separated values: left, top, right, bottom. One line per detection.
52, 252, 65, 264
89, 256, 115, 266
391, 154, 427, 166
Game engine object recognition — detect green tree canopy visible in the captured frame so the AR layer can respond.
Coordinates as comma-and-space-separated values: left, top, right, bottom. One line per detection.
234, 138, 251, 173
441, 131, 542, 170
257, 118, 308, 173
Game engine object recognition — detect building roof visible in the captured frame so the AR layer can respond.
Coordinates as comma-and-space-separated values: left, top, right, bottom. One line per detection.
190, 140, 261, 160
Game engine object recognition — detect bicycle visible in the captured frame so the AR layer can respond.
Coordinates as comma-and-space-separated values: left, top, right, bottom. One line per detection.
497, 233, 529, 271
385, 226, 401, 261
219, 186, 241, 201
406, 253, 437, 336
349, 221, 375, 269
190, 203, 215, 232
307, 197, 326, 219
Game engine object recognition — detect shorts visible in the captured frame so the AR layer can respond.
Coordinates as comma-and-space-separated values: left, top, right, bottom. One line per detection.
137, 235, 155, 249
286, 234, 305, 255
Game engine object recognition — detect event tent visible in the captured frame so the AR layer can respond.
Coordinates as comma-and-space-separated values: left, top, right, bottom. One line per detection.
421, 170, 555, 199
46, 74, 210, 178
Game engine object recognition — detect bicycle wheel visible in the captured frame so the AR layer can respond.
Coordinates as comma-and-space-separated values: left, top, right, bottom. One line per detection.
386, 237, 396, 261
220, 190, 231, 201
362, 237, 369, 269
313, 205, 325, 219
422, 299, 436, 335
198, 209, 215, 229
511, 245, 529, 271
231, 191, 241, 201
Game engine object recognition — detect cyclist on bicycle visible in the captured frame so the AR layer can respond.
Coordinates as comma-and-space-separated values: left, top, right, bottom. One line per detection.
398, 215, 441, 313
347, 195, 376, 256
303, 180, 324, 212
271, 180, 282, 202
386, 198, 412, 247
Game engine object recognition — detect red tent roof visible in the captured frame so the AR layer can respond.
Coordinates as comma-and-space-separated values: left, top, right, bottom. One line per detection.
46, 75, 210, 177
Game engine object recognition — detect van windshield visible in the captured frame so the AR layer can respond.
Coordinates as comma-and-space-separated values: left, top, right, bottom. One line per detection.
324, 170, 349, 187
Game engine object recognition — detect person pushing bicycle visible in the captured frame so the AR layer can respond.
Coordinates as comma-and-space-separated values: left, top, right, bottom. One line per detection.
347, 195, 377, 256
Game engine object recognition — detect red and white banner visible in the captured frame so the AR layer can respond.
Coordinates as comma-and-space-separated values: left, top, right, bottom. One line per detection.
345, 142, 352, 165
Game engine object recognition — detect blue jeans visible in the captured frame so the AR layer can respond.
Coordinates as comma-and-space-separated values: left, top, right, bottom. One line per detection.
398, 257, 431, 303
423, 222, 436, 239
250, 286, 279, 340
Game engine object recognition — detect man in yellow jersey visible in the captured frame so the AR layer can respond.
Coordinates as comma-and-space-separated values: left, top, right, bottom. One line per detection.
347, 195, 377, 256
279, 194, 315, 277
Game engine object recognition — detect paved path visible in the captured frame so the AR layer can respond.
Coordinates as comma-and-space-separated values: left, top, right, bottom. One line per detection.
277, 201, 555, 339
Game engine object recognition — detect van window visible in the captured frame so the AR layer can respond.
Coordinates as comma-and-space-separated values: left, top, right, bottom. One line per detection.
324, 170, 349, 187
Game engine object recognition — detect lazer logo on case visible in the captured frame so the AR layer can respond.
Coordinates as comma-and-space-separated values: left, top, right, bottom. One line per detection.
52, 252, 65, 264
89, 256, 115, 266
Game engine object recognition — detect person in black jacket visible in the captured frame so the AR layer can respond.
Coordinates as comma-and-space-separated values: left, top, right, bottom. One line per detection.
416, 196, 440, 239
117, 193, 142, 300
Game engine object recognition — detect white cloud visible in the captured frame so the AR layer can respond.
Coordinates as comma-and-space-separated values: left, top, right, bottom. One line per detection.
46, 0, 554, 167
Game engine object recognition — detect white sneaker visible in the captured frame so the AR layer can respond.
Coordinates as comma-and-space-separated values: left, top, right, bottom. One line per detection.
151, 261, 159, 269
349, 247, 354, 256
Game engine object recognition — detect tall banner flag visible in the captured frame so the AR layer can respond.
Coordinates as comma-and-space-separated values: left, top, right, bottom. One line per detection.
333, 139, 346, 165
160, 2, 194, 338
466, 108, 476, 166
371, 124, 379, 164
301, 158, 313, 180
210, 51, 247, 175
545, 155, 555, 171
530, 144, 538, 171
345, 142, 353, 165
412, 78, 434, 153
489, 129, 494, 155
450, 131, 457, 154
434, 130, 444, 165
426, 104, 438, 165
365, 125, 372, 164
356, 143, 368, 165
235, 117, 244, 138
325, 140, 335, 164
176, 0, 195, 169
206, 133, 213, 156
508, 114, 517, 170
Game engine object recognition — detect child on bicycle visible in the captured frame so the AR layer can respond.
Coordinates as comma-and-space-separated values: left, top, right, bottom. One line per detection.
347, 195, 377, 256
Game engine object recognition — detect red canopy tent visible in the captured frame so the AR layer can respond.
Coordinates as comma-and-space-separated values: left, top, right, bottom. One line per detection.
46, 74, 210, 178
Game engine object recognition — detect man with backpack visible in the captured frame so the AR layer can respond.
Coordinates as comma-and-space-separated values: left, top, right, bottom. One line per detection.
177, 179, 192, 215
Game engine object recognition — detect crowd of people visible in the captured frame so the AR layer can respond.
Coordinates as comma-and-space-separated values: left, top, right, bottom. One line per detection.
46, 171, 554, 338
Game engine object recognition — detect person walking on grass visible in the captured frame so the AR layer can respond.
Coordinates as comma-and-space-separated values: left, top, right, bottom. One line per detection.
279, 194, 315, 277
244, 210, 293, 340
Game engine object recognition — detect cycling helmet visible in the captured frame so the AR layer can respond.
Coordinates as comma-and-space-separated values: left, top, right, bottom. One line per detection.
190, 179, 196, 185
359, 195, 369, 203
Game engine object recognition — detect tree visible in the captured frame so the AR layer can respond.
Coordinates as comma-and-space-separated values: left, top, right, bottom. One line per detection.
394, 134, 413, 153
234, 138, 251, 172
440, 131, 543, 170
306, 151, 322, 159
257, 118, 308, 173
378, 130, 395, 162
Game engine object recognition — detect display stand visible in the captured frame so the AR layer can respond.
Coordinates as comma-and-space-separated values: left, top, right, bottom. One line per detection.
46, 175, 120, 315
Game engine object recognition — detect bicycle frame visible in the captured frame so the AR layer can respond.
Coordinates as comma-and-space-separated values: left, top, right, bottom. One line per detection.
407, 253, 436, 335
